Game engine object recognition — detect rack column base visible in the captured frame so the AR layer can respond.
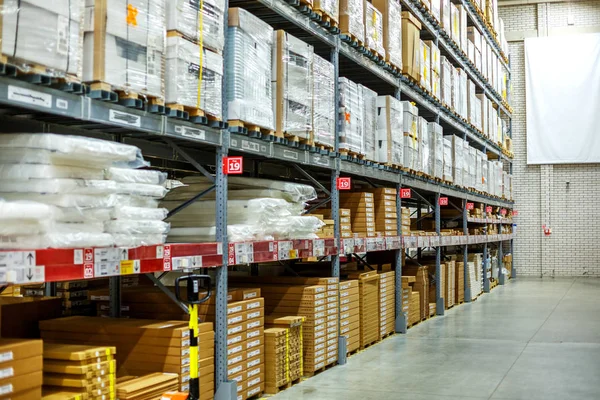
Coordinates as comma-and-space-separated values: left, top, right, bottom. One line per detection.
395, 312, 407, 334
337, 336, 347, 365
436, 298, 445, 316
215, 381, 237, 400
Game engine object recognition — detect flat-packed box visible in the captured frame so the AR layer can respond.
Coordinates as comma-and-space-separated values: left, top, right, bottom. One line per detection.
372, 0, 402, 70
467, 79, 477, 128
340, 0, 365, 43
1, 0, 84, 78
0, 296, 62, 338
457, 68, 468, 118
339, 77, 364, 154
424, 41, 440, 76
364, 1, 385, 58
362, 84, 378, 161
272, 30, 314, 140
419, 40, 431, 92
226, 8, 274, 129
376, 96, 403, 167
430, 0, 441, 22
451, 65, 459, 113
404, 132, 418, 171
401, 101, 418, 137
83, 0, 166, 99
432, 72, 441, 101
165, 36, 223, 118
401, 11, 421, 82
312, 53, 336, 149
165, 0, 225, 53
452, 135, 464, 187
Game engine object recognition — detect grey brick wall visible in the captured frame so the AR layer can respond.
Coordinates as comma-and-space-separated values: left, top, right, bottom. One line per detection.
499, 1, 600, 277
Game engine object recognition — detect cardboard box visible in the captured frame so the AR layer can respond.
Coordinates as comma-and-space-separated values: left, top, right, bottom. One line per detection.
165, 0, 225, 52
401, 11, 422, 81
372, 0, 401, 69
339, 0, 365, 43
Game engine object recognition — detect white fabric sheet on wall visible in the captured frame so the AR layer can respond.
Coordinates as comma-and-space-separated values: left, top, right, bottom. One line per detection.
525, 33, 600, 164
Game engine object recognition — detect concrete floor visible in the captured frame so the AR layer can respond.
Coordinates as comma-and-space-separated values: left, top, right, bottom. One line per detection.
272, 277, 600, 400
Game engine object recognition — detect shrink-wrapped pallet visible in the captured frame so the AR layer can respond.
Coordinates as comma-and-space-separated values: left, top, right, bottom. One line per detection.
361, 84, 378, 161
365, 2, 385, 58
450, 3, 460, 46
376, 96, 403, 167
452, 136, 464, 187
442, 137, 453, 183
457, 68, 468, 118
314, 0, 339, 24
401, 101, 418, 137
165, 0, 225, 53
420, 40, 431, 92
340, 0, 365, 43
272, 30, 314, 139
372, 0, 402, 70
428, 122, 443, 180
339, 77, 364, 154
467, 79, 477, 130
451, 66, 460, 113
418, 117, 430, 176
404, 133, 418, 171
440, 0, 451, 34
441, 57, 453, 108
468, 147, 477, 189
402, 11, 421, 82
226, 8, 274, 129
312, 54, 336, 149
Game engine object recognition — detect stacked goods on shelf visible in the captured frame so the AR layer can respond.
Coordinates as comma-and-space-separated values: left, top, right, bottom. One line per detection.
347, 271, 380, 348
163, 177, 323, 242
401, 276, 420, 327
442, 137, 453, 183
401, 207, 411, 236
418, 117, 431, 176
428, 122, 444, 180
42, 343, 116, 399
370, 188, 397, 236
23, 280, 93, 317
372, 0, 402, 70
457, 69, 468, 119
314, 0, 339, 25
444, 260, 456, 309
424, 40, 441, 100
455, 259, 465, 304
226, 8, 274, 130
264, 316, 303, 393
503, 172, 513, 200
341, 192, 376, 237
83, 0, 165, 100
0, 134, 170, 249
468, 27, 482, 73
503, 254, 513, 277
340, 209, 354, 238
310, 213, 334, 239
401, 11, 422, 82
117, 373, 180, 399
166, 0, 225, 53
468, 253, 483, 299
403, 265, 429, 320
440, 0, 451, 38
273, 31, 314, 141
467, 147, 477, 190
452, 136, 465, 187
364, 2, 385, 59
419, 40, 431, 92
362, 85, 379, 162
339, 77, 364, 156
375, 96, 403, 167
0, 339, 43, 399
1, 1, 83, 79
468, 81, 482, 132
440, 57, 453, 109
39, 316, 214, 395
402, 101, 419, 171
229, 277, 339, 376
339, 0, 365, 44
339, 280, 360, 354
312, 54, 336, 150
378, 271, 395, 338
458, 4, 468, 54
450, 3, 460, 46
0, 297, 62, 338
428, 263, 445, 314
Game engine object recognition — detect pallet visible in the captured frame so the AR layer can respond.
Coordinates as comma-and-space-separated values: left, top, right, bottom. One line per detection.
408, 319, 421, 328
314, 9, 340, 32
265, 378, 301, 395
346, 347, 360, 357
166, 103, 226, 128
360, 339, 380, 350
339, 149, 366, 162
246, 391, 264, 400
88, 81, 166, 113
380, 331, 394, 340
228, 120, 281, 142
314, 141, 335, 154
0, 56, 87, 94
340, 32, 366, 52
284, 132, 313, 148
303, 362, 336, 378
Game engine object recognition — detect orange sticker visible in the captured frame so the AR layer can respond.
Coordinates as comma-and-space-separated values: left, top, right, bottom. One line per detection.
126, 4, 138, 26
345, 112, 350, 122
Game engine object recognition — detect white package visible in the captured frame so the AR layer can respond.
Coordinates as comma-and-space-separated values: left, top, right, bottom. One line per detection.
376, 96, 403, 166
361, 84, 378, 161
0, 193, 158, 208
113, 233, 167, 247
339, 77, 364, 154
312, 54, 336, 149
442, 137, 453, 182
418, 117, 430, 175
0, 179, 118, 195
165, 0, 225, 53
401, 101, 418, 136
111, 206, 168, 221
428, 122, 443, 179
115, 183, 169, 198
105, 220, 170, 234
0, 232, 114, 249
365, 2, 385, 59
0, 164, 105, 180
106, 168, 167, 185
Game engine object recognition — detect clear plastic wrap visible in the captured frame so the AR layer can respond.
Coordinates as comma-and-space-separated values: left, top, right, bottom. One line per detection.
226, 8, 274, 129
312, 54, 336, 149
432, 71, 441, 101
401, 101, 418, 136
443, 136, 453, 182
452, 136, 464, 187
451, 66, 459, 112
165, 36, 223, 119
83, 0, 166, 98
0, 164, 105, 180
468, 147, 477, 189
473, 96, 482, 132
313, 0, 339, 23
273, 31, 313, 139
0, 200, 54, 236
441, 57, 452, 107
0, 133, 141, 166
458, 68, 468, 118
451, 3, 460, 46
361, 84, 378, 161
115, 183, 169, 199
104, 220, 170, 234
2, 0, 84, 78
55, 207, 112, 222
441, 0, 451, 34
428, 122, 443, 179
0, 179, 118, 198
462, 140, 469, 188
457, 4, 467, 53
477, 94, 488, 138
168, 224, 259, 243
373, 0, 401, 69
365, 2, 385, 58
111, 206, 168, 221
106, 168, 167, 185
165, 0, 225, 53
376, 96, 403, 166
418, 117, 430, 175
402, 11, 421, 82
339, 0, 364, 43
420, 40, 431, 92
0, 193, 158, 208
404, 133, 418, 171
425, 40, 440, 76
339, 77, 364, 154
0, 232, 114, 249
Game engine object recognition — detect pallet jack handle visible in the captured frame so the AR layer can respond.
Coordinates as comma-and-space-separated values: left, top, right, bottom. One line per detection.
174, 274, 212, 400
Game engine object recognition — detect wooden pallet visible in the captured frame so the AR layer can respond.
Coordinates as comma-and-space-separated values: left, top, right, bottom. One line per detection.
246, 391, 264, 400
346, 347, 360, 357
314, 141, 335, 153
89, 81, 164, 108
228, 119, 278, 140
340, 32, 366, 50
408, 319, 421, 328
284, 132, 313, 147
166, 102, 224, 125
265, 378, 301, 395
0, 56, 86, 94
360, 339, 380, 350
339, 149, 366, 161
380, 331, 394, 340
314, 9, 339, 29
303, 362, 336, 378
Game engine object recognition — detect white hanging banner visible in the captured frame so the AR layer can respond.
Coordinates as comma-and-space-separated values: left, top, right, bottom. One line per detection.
525, 33, 600, 164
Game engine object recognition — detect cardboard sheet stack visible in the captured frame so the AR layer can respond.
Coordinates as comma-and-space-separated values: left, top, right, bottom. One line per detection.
373, 0, 402, 71
117, 373, 180, 399
312, 54, 336, 149
24, 280, 93, 317
348, 271, 380, 348
371, 188, 397, 236
339, 280, 360, 354
163, 177, 322, 242
419, 40, 431, 92
83, 0, 166, 100
444, 261, 456, 309
452, 136, 465, 187
226, 8, 274, 130
427, 41, 441, 100
376, 96, 403, 167
401, 207, 411, 236
403, 265, 429, 321
264, 316, 303, 393
42, 343, 116, 399
339, 77, 364, 155
441, 57, 453, 109
0, 133, 170, 249
401, 276, 420, 326
428, 122, 444, 180
468, 253, 483, 299
313, 0, 339, 26
455, 260, 465, 304
0, 339, 43, 399
378, 271, 395, 338
341, 192, 376, 237
402, 101, 419, 171
364, 2, 385, 59
39, 316, 214, 395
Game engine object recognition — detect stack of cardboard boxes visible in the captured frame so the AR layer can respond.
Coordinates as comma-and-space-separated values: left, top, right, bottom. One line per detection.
339, 280, 360, 354
444, 260, 456, 309
404, 265, 429, 321
23, 281, 92, 317
0, 339, 43, 399
378, 271, 395, 338
116, 373, 179, 399
342, 192, 376, 237
264, 316, 303, 393
348, 271, 380, 348
401, 207, 411, 236
401, 276, 421, 327
402, 11, 422, 82
42, 343, 116, 399
371, 188, 398, 236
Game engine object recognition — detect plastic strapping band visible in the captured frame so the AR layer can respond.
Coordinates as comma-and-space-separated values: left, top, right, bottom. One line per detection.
197, 0, 204, 109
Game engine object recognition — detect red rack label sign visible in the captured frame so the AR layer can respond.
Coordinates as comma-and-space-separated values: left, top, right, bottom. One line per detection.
486, 206, 493, 213
400, 188, 411, 198
83, 248, 94, 278
223, 157, 243, 174
513, 210, 519, 216
500, 209, 507, 216
163, 245, 172, 271
466, 202, 474, 210
439, 197, 448, 206
336, 177, 351, 190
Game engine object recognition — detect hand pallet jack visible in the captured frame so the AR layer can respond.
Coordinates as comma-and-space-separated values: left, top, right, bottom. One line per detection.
162, 274, 211, 400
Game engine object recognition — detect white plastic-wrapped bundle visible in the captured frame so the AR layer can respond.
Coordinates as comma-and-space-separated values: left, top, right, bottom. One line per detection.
361, 85, 378, 161
273, 31, 314, 139
482, 158, 489, 194
418, 117, 430, 175
0, 200, 55, 236
226, 8, 274, 129
165, 36, 223, 119
451, 66, 460, 112
340, 0, 364, 43
468, 147, 477, 189
428, 122, 443, 179
462, 140, 470, 188
314, 0, 339, 23
339, 77, 364, 154
312, 54, 336, 149
401, 101, 418, 136
0, 233, 115, 250
452, 136, 464, 187
441, 0, 451, 35
420, 40, 431, 92
458, 68, 468, 118
376, 96, 403, 166
2, 0, 84, 78
373, 0, 401, 69
443, 137, 453, 182
404, 133, 418, 171
467, 79, 477, 128
106, 168, 167, 185
365, 2, 385, 58
0, 179, 118, 195
165, 0, 225, 53
441, 57, 452, 108
83, 0, 166, 99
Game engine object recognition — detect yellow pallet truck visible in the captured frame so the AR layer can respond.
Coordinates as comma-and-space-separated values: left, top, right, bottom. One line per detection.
162, 274, 211, 400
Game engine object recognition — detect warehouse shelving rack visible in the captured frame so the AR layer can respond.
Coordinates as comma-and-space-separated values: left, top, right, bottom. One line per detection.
0, 1, 514, 399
